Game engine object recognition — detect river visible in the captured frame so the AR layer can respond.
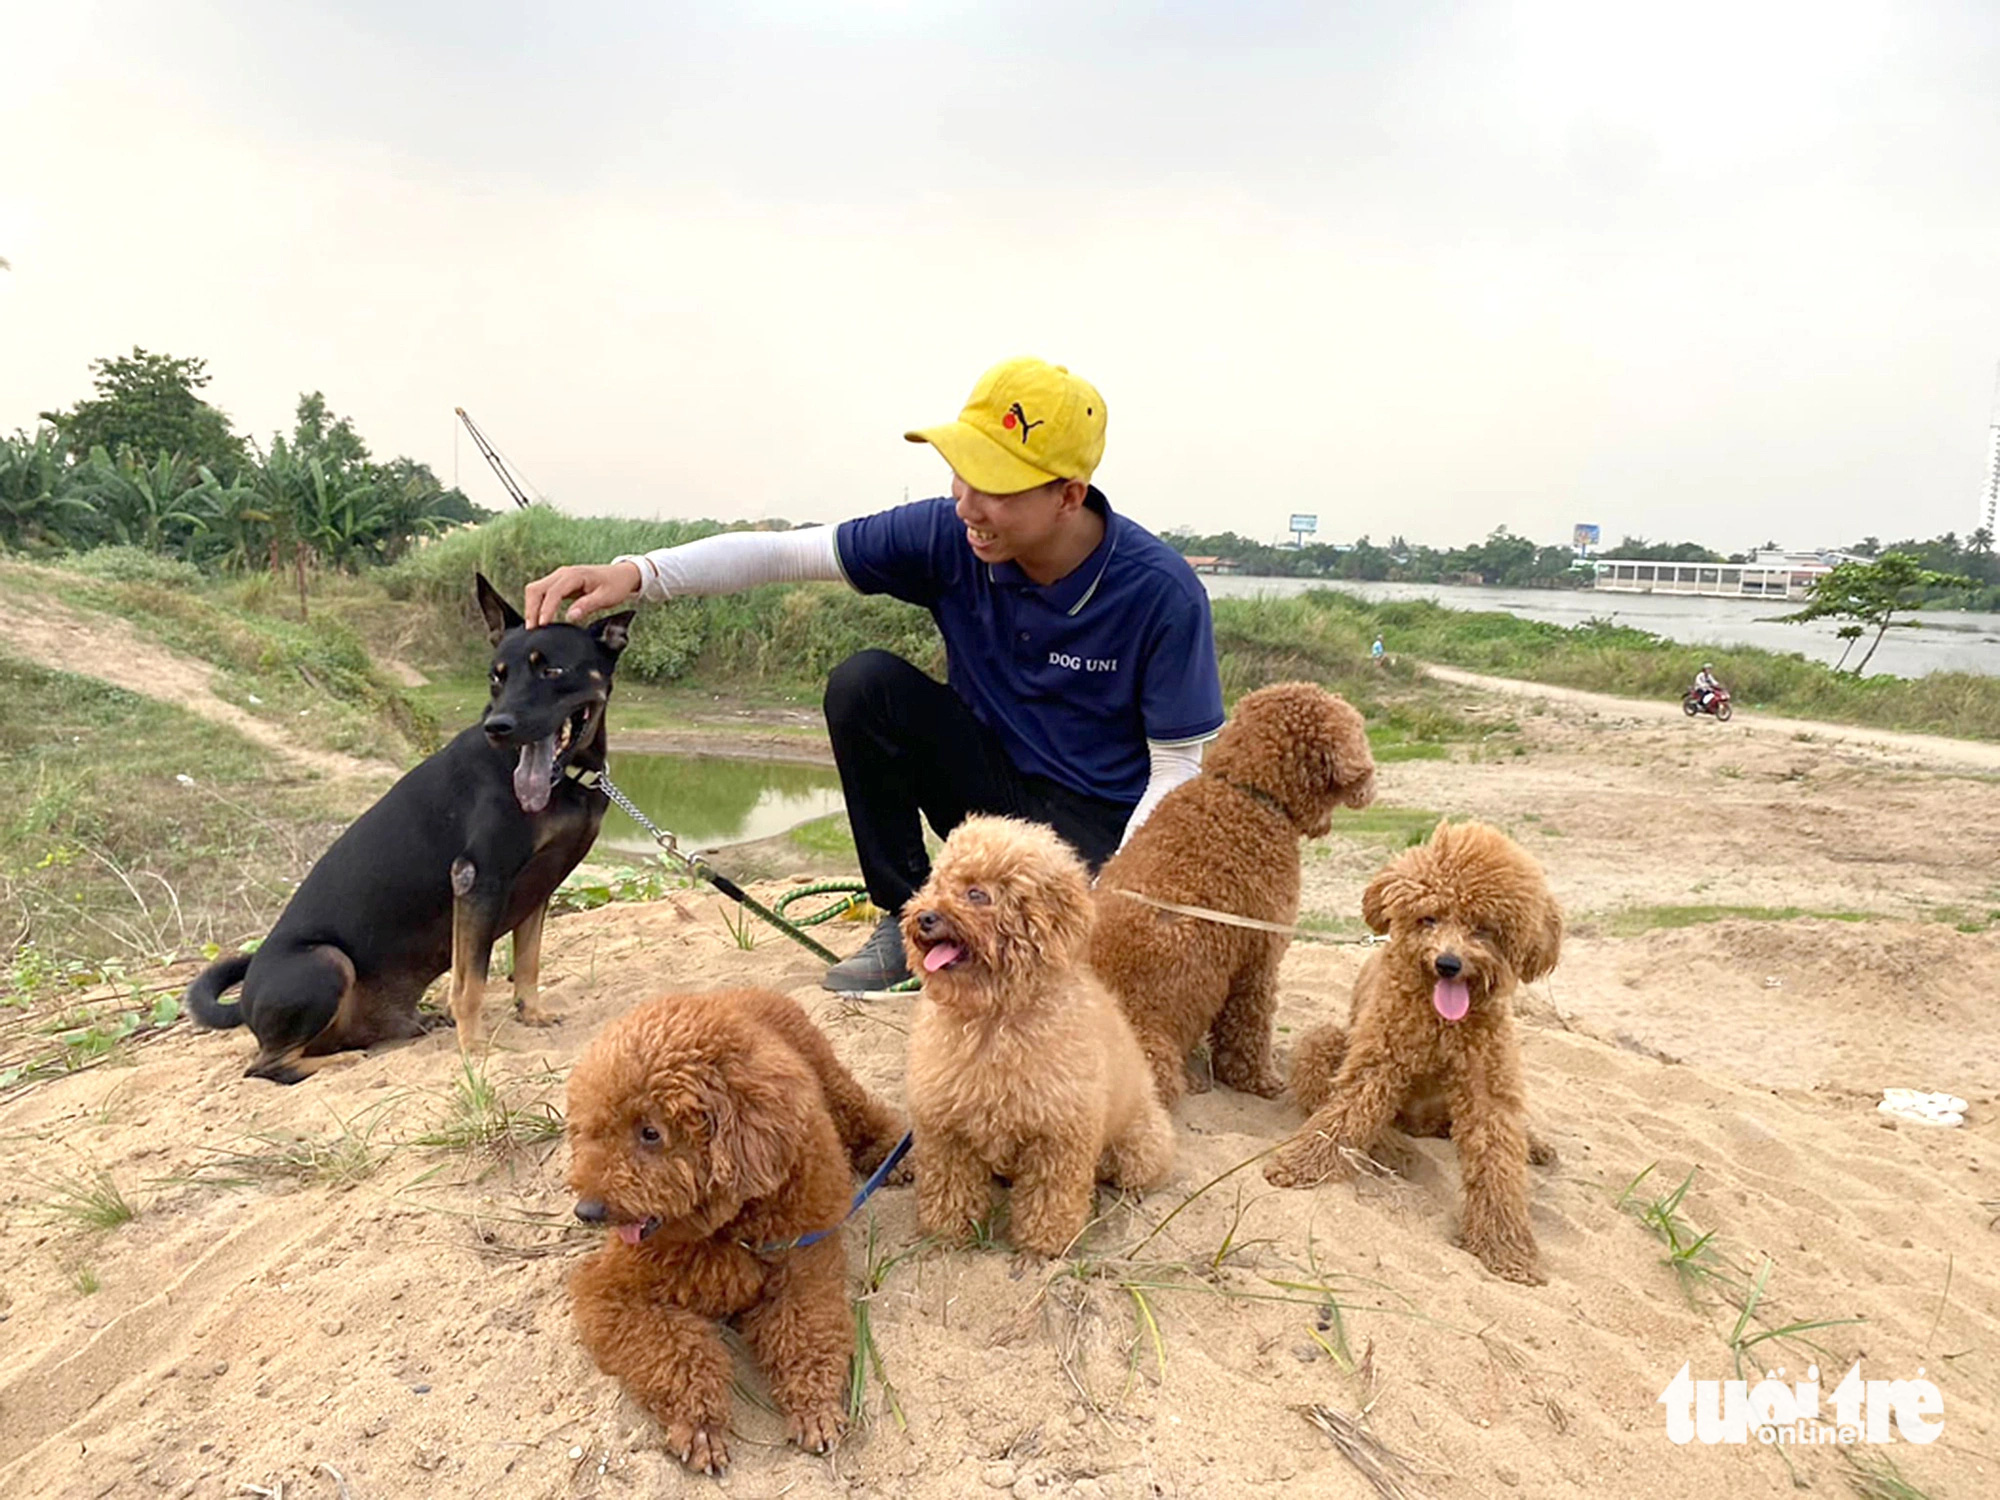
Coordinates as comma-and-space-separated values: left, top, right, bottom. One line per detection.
1199, 576, 2000, 680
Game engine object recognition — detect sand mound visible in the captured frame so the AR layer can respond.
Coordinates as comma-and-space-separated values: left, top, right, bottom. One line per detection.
1, 888, 1993, 1499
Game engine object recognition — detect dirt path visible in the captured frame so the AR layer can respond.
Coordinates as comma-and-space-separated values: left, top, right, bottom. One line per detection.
1422, 662, 2000, 772
0, 594, 398, 783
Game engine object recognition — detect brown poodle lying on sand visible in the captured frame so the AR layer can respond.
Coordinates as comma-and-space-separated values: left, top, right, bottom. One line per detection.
1093, 682, 1376, 1106
903, 816, 1174, 1259
1265, 822, 1563, 1284
566, 988, 905, 1475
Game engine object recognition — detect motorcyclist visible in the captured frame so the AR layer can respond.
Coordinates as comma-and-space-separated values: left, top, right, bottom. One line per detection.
1691, 663, 1723, 711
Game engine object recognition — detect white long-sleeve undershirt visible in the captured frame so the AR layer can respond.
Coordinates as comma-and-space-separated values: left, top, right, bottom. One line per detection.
611, 527, 1209, 839
1119, 738, 1207, 848
614, 527, 844, 601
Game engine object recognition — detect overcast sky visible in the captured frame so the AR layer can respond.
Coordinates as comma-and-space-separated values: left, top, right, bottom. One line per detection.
4, 1, 1998, 550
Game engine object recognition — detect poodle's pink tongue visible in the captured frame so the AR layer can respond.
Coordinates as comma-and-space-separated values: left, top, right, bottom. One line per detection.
923, 943, 962, 973
616, 1223, 645, 1247
1433, 977, 1471, 1022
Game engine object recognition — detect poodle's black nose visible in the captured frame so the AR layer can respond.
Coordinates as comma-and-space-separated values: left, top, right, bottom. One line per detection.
573, 1198, 609, 1224
484, 712, 517, 741
916, 908, 942, 935
1434, 952, 1462, 978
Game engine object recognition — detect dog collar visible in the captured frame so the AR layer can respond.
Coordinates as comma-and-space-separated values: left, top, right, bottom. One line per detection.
742, 1131, 914, 1258
1225, 780, 1290, 822
563, 765, 601, 787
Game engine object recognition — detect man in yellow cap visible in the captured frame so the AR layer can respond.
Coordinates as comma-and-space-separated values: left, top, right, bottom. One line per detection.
525, 357, 1225, 991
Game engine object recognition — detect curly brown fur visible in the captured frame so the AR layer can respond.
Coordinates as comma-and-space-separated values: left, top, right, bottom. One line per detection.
1265, 822, 1563, 1285
566, 988, 905, 1475
903, 816, 1173, 1260
1092, 682, 1376, 1106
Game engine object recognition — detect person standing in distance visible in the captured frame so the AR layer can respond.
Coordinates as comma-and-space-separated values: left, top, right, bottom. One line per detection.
523, 358, 1226, 992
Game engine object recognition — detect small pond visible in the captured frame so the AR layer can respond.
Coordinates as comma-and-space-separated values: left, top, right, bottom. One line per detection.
592, 752, 846, 859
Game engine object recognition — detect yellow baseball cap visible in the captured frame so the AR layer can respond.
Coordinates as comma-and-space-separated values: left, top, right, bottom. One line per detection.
905, 357, 1108, 494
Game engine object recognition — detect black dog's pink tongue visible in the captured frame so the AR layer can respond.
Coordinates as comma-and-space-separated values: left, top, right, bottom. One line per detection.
923, 943, 962, 973
514, 736, 557, 813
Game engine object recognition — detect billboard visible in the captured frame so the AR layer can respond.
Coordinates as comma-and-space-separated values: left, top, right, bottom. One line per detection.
1288, 514, 1318, 535
1573, 523, 1601, 553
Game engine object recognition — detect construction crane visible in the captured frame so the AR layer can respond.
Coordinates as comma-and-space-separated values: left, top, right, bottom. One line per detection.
1983, 365, 2000, 537
455, 407, 538, 511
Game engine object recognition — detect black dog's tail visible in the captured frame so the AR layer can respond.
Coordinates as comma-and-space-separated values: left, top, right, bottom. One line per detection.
185, 954, 254, 1030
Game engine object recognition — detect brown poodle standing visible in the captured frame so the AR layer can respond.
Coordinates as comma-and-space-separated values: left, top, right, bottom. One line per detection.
903, 816, 1173, 1259
1265, 822, 1563, 1285
1093, 682, 1376, 1105
566, 988, 905, 1476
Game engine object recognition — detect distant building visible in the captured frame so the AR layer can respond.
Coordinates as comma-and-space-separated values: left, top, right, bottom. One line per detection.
1183, 556, 1243, 575
1591, 548, 1870, 600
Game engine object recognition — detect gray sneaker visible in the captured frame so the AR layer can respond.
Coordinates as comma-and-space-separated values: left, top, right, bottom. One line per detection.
822, 913, 912, 993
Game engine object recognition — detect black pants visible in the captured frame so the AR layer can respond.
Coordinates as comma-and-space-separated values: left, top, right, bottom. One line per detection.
823, 651, 1133, 915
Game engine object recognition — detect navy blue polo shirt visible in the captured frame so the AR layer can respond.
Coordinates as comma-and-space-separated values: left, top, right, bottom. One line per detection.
835, 490, 1225, 806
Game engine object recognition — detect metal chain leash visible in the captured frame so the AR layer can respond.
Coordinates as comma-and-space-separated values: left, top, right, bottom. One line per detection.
582, 767, 845, 966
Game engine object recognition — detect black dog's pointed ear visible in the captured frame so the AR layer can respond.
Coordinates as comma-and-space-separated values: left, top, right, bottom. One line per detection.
591, 610, 636, 658
475, 573, 524, 646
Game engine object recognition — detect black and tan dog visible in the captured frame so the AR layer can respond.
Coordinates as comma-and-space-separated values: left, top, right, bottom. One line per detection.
185, 575, 633, 1083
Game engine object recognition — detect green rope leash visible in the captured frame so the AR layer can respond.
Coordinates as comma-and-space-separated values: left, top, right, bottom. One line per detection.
772, 881, 922, 993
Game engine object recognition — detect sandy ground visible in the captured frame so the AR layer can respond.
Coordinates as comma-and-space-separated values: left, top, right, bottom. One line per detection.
3, 664, 1999, 1498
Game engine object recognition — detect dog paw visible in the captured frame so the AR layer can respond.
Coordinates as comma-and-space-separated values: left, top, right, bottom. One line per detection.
786, 1404, 844, 1455
1263, 1143, 1348, 1190
515, 1002, 563, 1028
1527, 1135, 1559, 1168
666, 1418, 730, 1476
1466, 1237, 1546, 1286
1229, 1069, 1288, 1100
1481, 1253, 1546, 1287
1008, 1249, 1053, 1280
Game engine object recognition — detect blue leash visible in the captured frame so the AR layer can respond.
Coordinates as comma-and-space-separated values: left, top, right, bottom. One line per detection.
748, 1131, 914, 1257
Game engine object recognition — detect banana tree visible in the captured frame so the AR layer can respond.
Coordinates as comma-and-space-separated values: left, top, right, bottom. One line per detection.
0, 428, 95, 552
80, 446, 215, 555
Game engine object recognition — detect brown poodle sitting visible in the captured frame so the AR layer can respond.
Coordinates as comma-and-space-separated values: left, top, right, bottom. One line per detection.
1092, 681, 1376, 1106
903, 816, 1174, 1259
566, 987, 906, 1476
1265, 822, 1563, 1285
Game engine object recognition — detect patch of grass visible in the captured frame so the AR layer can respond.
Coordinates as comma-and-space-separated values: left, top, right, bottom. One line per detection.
550, 862, 685, 915
1367, 738, 1448, 763
1, 970, 186, 1095
1211, 588, 2000, 743
24, 558, 437, 760
1617, 1164, 1861, 1374
70, 1263, 102, 1295
1840, 1447, 1937, 1500
1326, 806, 1444, 850
1589, 904, 1875, 938
719, 903, 760, 951
40, 1166, 139, 1231
787, 812, 858, 863
180, 1105, 393, 1191
408, 1056, 565, 1154
847, 1214, 918, 1432
0, 652, 367, 964
1616, 1164, 1730, 1305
